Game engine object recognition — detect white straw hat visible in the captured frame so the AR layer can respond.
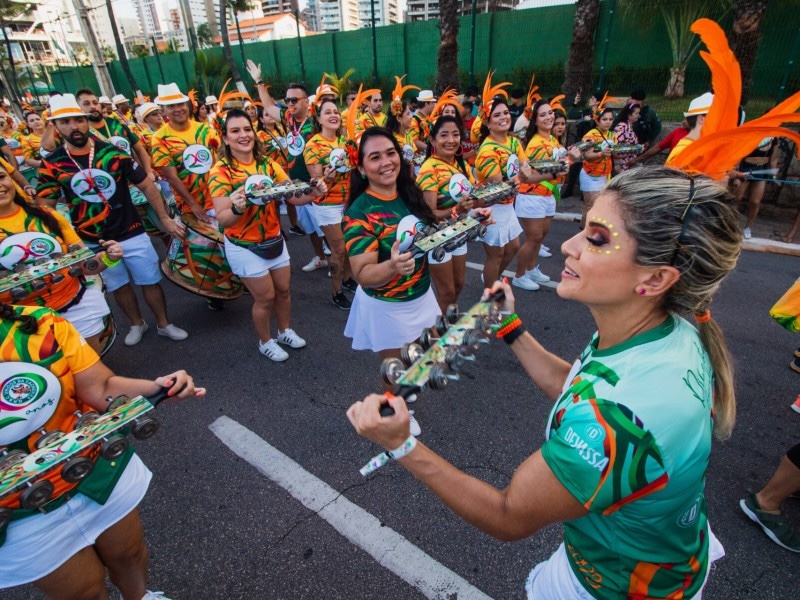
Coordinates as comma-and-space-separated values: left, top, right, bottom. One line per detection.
98, 96, 112, 105
315, 84, 338, 99
111, 94, 129, 104
47, 94, 86, 121
155, 83, 190, 106
417, 90, 436, 102
684, 92, 714, 117
136, 102, 160, 120
205, 95, 219, 105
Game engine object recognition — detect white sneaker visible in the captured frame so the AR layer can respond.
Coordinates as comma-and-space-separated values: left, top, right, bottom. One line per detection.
141, 592, 171, 600
259, 339, 289, 361
157, 324, 188, 341
301, 256, 329, 272
322, 240, 332, 256
527, 266, 550, 283
512, 276, 539, 291
538, 246, 552, 258
277, 328, 306, 348
743, 227, 752, 240
408, 411, 421, 437
124, 321, 148, 346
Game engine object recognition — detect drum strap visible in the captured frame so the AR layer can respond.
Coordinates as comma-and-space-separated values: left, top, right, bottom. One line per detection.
56, 281, 87, 313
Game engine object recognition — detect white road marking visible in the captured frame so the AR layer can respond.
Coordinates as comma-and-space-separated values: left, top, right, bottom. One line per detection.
465, 261, 559, 289
209, 416, 493, 600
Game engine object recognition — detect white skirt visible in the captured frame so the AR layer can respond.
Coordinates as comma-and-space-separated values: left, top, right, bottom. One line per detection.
344, 286, 440, 352
0, 454, 151, 588
515, 193, 556, 219
295, 204, 323, 236
579, 169, 608, 192
480, 202, 522, 247
314, 203, 345, 227
61, 286, 111, 338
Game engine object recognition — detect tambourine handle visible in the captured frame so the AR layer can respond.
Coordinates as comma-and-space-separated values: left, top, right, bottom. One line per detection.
487, 289, 506, 303
378, 387, 418, 417
146, 384, 187, 407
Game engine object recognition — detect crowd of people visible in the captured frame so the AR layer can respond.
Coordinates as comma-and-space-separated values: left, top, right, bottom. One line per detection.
1, 15, 799, 598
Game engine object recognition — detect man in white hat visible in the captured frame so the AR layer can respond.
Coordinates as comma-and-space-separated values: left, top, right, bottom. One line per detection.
98, 95, 114, 118
356, 91, 386, 135
666, 92, 714, 164
36, 93, 188, 346
205, 95, 219, 121
112, 93, 133, 122
150, 83, 220, 223
411, 90, 436, 152
134, 102, 164, 150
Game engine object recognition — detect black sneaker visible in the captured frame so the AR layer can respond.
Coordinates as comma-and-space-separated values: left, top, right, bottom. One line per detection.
342, 278, 358, 293
332, 291, 352, 310
289, 225, 307, 236
207, 298, 225, 311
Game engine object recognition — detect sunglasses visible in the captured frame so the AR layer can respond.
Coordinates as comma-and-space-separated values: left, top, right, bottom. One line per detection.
285, 97, 305, 104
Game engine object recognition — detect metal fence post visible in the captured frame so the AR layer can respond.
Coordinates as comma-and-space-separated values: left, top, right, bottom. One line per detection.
776, 25, 800, 103
370, 0, 379, 86
596, 0, 616, 93
294, 8, 306, 83
468, 0, 477, 87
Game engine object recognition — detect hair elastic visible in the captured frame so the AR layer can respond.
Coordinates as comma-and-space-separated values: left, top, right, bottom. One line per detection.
694, 310, 711, 324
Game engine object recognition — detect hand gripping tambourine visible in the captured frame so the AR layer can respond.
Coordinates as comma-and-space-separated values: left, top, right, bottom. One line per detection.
0, 245, 94, 302
245, 179, 314, 205
359, 291, 506, 475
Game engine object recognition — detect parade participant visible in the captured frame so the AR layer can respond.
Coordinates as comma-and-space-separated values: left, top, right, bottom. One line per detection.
194, 101, 210, 125
385, 76, 419, 166
20, 111, 46, 169
631, 119, 690, 165
429, 90, 472, 159
513, 99, 574, 291
35, 94, 188, 347
0, 162, 122, 353
304, 97, 361, 310
340, 89, 358, 121
134, 103, 164, 153
416, 116, 478, 311
205, 95, 219, 121
0, 302, 203, 600
621, 89, 662, 147
244, 100, 258, 126
150, 83, 220, 221
552, 110, 567, 147
210, 109, 324, 360
349, 166, 740, 599
98, 96, 114, 118
475, 73, 534, 285
612, 103, 643, 172
257, 108, 290, 172
356, 92, 387, 135
665, 93, 714, 164
732, 137, 778, 240
580, 96, 617, 228
410, 90, 435, 152
111, 94, 133, 122
0, 113, 23, 167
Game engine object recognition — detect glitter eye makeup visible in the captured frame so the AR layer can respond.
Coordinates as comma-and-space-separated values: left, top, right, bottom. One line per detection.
585, 216, 622, 255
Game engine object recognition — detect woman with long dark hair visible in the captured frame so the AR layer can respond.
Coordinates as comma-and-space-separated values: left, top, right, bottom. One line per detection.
209, 109, 326, 361
580, 104, 617, 228
613, 103, 643, 172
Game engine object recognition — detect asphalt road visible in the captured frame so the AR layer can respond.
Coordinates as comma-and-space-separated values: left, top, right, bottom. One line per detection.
6, 218, 799, 599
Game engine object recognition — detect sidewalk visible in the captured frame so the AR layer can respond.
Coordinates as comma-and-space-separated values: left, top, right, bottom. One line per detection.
554, 192, 800, 258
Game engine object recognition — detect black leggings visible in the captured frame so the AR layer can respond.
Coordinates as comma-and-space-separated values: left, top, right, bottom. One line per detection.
787, 442, 800, 469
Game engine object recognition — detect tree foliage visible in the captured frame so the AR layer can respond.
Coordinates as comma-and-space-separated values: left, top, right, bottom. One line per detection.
197, 23, 214, 48
562, 0, 601, 104
436, 0, 460, 93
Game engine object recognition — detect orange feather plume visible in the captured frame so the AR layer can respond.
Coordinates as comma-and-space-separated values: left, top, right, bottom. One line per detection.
526, 75, 541, 109
431, 88, 463, 120
593, 91, 610, 120
480, 71, 511, 120
549, 94, 566, 115
691, 19, 741, 136
346, 84, 380, 141
217, 79, 252, 112
187, 89, 198, 107
390, 75, 420, 116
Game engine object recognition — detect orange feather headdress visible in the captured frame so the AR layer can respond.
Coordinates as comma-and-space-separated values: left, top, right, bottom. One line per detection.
213, 79, 254, 134
669, 18, 800, 177
431, 88, 463, 121
523, 75, 541, 120
187, 89, 198, 108
479, 71, 511, 121
390, 75, 420, 117
549, 94, 566, 116
345, 84, 380, 165
593, 91, 611, 121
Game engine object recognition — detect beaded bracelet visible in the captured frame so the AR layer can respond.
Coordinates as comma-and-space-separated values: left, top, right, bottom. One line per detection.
496, 313, 525, 345
100, 253, 120, 268
359, 435, 418, 476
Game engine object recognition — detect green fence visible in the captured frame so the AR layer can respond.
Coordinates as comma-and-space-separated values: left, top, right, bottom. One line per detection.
46, 2, 799, 118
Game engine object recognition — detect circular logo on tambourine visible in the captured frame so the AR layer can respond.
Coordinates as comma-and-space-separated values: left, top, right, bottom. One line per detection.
182, 144, 214, 174
505, 154, 520, 179
553, 146, 568, 162
402, 144, 415, 163
5, 137, 20, 150
395, 214, 426, 254
448, 173, 473, 201
0, 362, 62, 445
0, 232, 60, 269
286, 132, 305, 157
244, 174, 275, 205
108, 135, 131, 155
271, 136, 288, 150
329, 148, 349, 173
70, 168, 116, 203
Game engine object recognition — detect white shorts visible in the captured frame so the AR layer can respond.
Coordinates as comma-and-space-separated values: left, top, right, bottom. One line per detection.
314, 203, 345, 228
480, 202, 522, 247
344, 286, 440, 352
515, 193, 556, 219
99, 233, 162, 293
579, 170, 608, 193
0, 454, 151, 588
223, 236, 290, 278
295, 204, 323, 236
524, 527, 725, 600
61, 286, 111, 338
428, 242, 468, 265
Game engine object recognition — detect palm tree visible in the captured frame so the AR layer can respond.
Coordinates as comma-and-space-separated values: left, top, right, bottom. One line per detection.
105, 0, 139, 95
0, 0, 29, 104
562, 0, 601, 105
323, 68, 356, 103
228, 0, 254, 65
728, 0, 768, 105
436, 0, 460, 93
196, 50, 231, 98
219, 0, 244, 85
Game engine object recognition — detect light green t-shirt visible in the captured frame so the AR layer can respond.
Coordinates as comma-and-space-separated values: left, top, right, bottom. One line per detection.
541, 315, 713, 599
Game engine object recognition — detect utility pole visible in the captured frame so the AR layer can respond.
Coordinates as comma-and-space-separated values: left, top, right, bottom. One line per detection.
70, 0, 115, 96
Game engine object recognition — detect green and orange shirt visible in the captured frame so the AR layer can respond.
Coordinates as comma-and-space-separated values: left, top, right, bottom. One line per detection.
520, 133, 567, 196
303, 133, 350, 206
416, 156, 476, 211
257, 127, 290, 171
356, 111, 387, 137
208, 157, 288, 244
475, 136, 525, 204
393, 131, 416, 163
90, 118, 140, 156
20, 132, 43, 162
542, 315, 713, 599
409, 114, 431, 146
343, 189, 430, 302
151, 120, 220, 212
278, 109, 314, 181
37, 140, 146, 243
581, 128, 618, 178
0, 206, 84, 310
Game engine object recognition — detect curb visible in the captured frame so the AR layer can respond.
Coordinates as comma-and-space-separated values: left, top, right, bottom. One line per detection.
552, 212, 800, 257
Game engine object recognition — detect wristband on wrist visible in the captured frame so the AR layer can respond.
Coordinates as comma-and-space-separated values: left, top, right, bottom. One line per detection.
231, 203, 244, 215
496, 312, 525, 345
359, 435, 418, 476
100, 252, 120, 268
255, 81, 265, 86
